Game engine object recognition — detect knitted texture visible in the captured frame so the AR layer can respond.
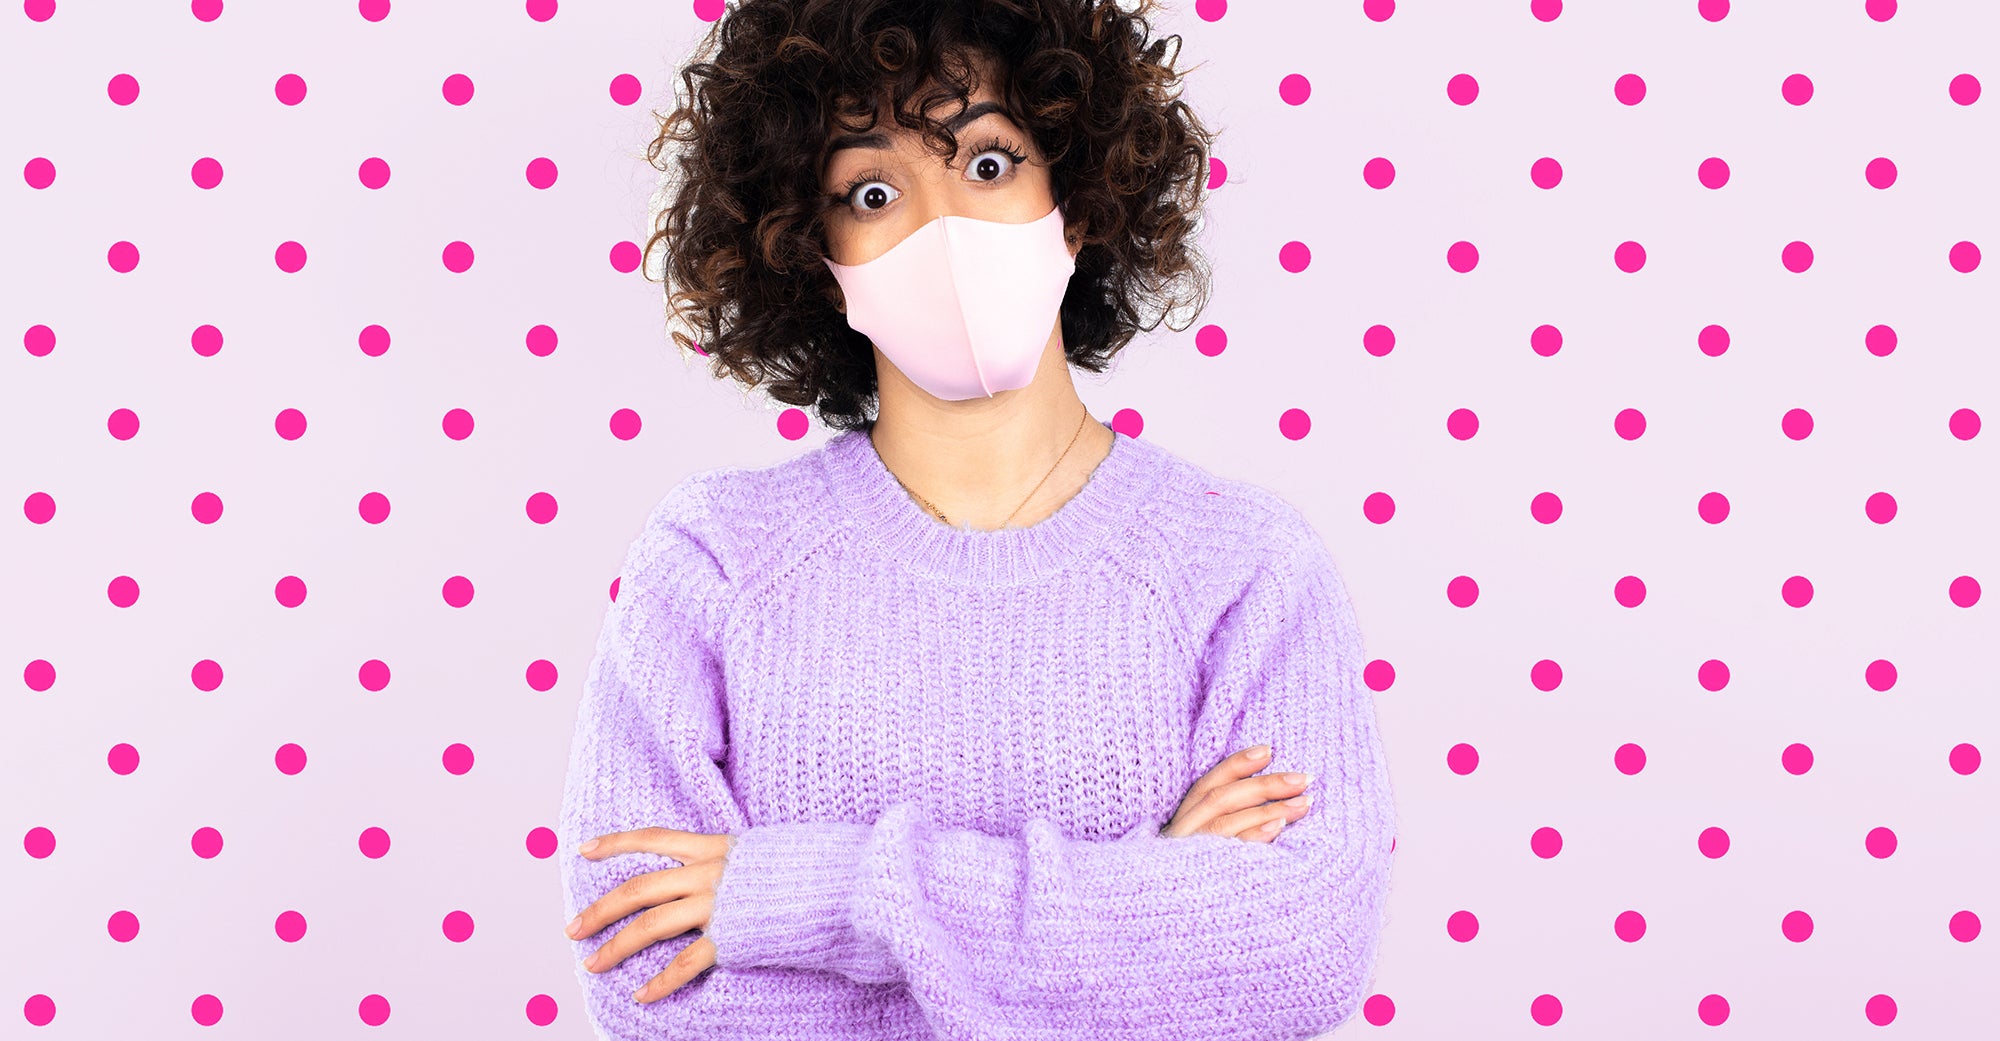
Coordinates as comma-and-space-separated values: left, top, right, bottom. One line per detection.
557, 422, 1396, 1041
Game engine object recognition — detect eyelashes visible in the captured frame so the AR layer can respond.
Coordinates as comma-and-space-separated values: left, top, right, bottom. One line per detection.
828, 135, 1030, 213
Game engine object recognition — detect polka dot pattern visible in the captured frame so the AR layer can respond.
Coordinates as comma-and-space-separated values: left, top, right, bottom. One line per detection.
8, 0, 1990, 1036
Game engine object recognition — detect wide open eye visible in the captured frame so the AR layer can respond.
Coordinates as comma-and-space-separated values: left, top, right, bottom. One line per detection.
846, 179, 900, 212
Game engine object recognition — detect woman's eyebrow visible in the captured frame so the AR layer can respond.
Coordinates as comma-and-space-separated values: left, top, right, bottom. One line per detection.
825, 100, 1014, 158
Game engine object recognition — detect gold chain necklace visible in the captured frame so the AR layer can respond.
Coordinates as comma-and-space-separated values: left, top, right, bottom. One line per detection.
885, 407, 1093, 530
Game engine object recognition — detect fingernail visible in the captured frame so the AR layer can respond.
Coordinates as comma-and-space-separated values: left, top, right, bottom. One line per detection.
1283, 795, 1310, 807
1249, 744, 1270, 759
565, 915, 582, 938
580, 838, 600, 854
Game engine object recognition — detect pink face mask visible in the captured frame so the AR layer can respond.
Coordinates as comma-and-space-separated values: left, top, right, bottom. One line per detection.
823, 203, 1076, 401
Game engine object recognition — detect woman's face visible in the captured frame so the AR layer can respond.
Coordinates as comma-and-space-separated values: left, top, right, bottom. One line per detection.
819, 56, 1070, 274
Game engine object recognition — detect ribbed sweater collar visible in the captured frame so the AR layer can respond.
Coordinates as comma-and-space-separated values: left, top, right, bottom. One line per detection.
819, 419, 1166, 584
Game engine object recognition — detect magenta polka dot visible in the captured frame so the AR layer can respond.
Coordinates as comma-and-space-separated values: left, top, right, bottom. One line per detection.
527, 324, 560, 357
1110, 408, 1144, 439
1361, 993, 1395, 1027
1445, 743, 1478, 775
443, 74, 476, 106
1529, 324, 1562, 356
1529, 827, 1562, 859
191, 994, 224, 1026
1206, 156, 1227, 190
1445, 74, 1478, 106
1613, 575, 1646, 607
1781, 743, 1814, 775
275, 742, 308, 775
443, 742, 476, 775
525, 993, 561, 1027
1781, 909, 1814, 941
1696, 324, 1729, 356
1529, 156, 1562, 189
1949, 73, 1982, 105
1866, 0, 1897, 22
527, 0, 558, 23
1948, 575, 1981, 607
359, 492, 391, 524
1445, 909, 1478, 941
1781, 575, 1813, 607
1864, 826, 1897, 859
1362, 324, 1395, 357
1362, 491, 1395, 524
190, 157, 223, 189
610, 73, 644, 105
527, 825, 560, 858
107, 910, 140, 942
24, 492, 57, 524
526, 659, 560, 692
275, 575, 308, 607
107, 73, 140, 106
443, 909, 476, 942
276, 910, 308, 942
1865, 157, 1897, 189
107, 240, 140, 272
275, 407, 308, 441
1698, 994, 1731, 1026
1362, 0, 1395, 22
1445, 575, 1478, 607
1530, 996, 1564, 1027
1194, 324, 1227, 357
1530, 659, 1562, 691
275, 73, 307, 106
1864, 324, 1896, 357
1865, 994, 1898, 1026
443, 575, 476, 607
191, 826, 224, 859
1529, 491, 1561, 523
1697, 826, 1730, 858
1614, 241, 1645, 272
1362, 157, 1395, 189
1864, 658, 1897, 692
359, 324, 392, 357
24, 323, 56, 355
1781, 240, 1813, 272
1613, 408, 1646, 440
1697, 157, 1730, 189
1697, 659, 1730, 691
1948, 909, 1981, 941
359, 157, 391, 189
1529, 0, 1562, 22
24, 826, 56, 858
1781, 73, 1813, 105
359, 659, 392, 692
695, 0, 729, 21
190, 658, 224, 691
1278, 74, 1310, 105
611, 239, 644, 272
360, 0, 389, 21
107, 575, 140, 607
107, 408, 140, 440
1947, 408, 1980, 439
191, 324, 224, 357
1948, 240, 1980, 273
1781, 408, 1814, 440
359, 993, 392, 1026
443, 240, 476, 272
1445, 241, 1478, 272
1613, 743, 1645, 775
1697, 491, 1729, 523
359, 826, 392, 859
23, 660, 57, 691
1195, 0, 1228, 20
1362, 658, 1395, 691
1278, 408, 1311, 440
443, 408, 476, 440
1614, 909, 1646, 941
24, 0, 54, 21
1445, 408, 1478, 440
778, 407, 813, 441
1613, 73, 1645, 105
275, 240, 307, 272
526, 492, 559, 524
1863, 491, 1896, 523
1277, 240, 1310, 272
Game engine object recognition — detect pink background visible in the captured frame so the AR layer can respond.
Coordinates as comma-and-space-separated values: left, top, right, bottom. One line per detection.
5, 0, 1996, 1037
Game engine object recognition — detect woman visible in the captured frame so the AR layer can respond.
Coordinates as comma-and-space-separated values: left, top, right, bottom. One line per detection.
558, 2, 1396, 1039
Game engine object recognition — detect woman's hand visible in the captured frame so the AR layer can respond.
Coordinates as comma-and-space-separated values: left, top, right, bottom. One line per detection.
564, 828, 738, 1004
1160, 744, 1313, 841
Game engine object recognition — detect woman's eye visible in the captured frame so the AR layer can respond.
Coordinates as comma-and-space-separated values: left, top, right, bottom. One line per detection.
964, 148, 1017, 183
848, 181, 898, 212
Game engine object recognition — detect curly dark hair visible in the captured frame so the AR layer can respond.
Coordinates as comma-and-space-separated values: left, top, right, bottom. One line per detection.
641, 0, 1218, 432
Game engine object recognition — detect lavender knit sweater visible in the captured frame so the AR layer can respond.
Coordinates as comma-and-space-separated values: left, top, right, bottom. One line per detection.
557, 422, 1396, 1041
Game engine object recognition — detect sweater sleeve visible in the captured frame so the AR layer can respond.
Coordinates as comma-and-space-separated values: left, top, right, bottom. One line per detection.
704, 517, 1399, 1041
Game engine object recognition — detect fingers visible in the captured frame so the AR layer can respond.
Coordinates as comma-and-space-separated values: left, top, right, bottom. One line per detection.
582, 892, 712, 979
1212, 791, 1312, 841
634, 933, 718, 1004
1164, 763, 1313, 839
1180, 744, 1272, 807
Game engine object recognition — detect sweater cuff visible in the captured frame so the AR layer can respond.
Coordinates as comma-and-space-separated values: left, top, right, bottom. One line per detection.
707, 820, 873, 972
